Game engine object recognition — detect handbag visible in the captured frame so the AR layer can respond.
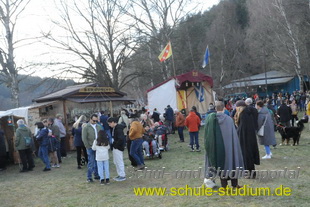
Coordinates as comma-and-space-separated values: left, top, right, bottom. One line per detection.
257, 116, 267, 136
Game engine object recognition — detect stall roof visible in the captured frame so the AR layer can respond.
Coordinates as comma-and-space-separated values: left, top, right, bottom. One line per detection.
34, 83, 128, 103
67, 97, 135, 103
147, 70, 213, 93
223, 71, 295, 88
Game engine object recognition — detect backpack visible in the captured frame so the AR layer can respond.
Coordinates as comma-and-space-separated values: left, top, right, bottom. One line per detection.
24, 136, 32, 147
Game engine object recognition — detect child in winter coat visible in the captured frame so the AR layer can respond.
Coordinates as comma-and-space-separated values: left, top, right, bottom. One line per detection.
92, 130, 110, 185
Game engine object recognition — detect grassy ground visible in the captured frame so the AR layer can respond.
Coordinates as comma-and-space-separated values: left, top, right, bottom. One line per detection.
1, 126, 310, 207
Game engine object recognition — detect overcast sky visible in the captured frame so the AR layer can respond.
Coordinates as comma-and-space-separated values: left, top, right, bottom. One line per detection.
13, 0, 220, 79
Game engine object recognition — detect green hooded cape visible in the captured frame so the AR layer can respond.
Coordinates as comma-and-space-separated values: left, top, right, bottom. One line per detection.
204, 113, 225, 169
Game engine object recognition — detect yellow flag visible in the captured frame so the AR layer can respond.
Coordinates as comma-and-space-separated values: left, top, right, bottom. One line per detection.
158, 42, 172, 62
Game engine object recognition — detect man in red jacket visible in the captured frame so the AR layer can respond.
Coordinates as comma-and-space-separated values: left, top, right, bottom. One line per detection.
185, 109, 201, 152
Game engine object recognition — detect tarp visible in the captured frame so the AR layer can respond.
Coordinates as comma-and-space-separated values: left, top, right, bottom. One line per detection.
147, 79, 177, 114
0, 107, 29, 120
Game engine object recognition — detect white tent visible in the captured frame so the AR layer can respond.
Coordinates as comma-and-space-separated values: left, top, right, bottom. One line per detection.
0, 107, 29, 121
147, 70, 215, 114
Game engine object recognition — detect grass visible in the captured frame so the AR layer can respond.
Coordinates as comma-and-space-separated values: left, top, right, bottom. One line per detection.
1, 125, 310, 207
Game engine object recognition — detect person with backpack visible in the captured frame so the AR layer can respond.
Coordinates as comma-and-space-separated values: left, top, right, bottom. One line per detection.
15, 119, 35, 172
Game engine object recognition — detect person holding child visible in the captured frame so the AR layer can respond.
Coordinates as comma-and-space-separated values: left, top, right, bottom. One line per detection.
92, 130, 110, 185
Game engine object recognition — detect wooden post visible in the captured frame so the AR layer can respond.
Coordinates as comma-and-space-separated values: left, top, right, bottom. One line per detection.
109, 101, 113, 117
62, 100, 68, 130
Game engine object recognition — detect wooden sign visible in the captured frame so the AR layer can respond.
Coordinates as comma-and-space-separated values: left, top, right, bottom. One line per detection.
192, 71, 198, 76
79, 87, 115, 93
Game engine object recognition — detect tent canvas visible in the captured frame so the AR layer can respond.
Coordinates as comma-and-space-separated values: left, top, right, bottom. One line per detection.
147, 70, 214, 114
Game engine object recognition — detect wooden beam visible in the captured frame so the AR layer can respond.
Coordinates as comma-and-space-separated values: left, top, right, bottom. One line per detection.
109, 101, 113, 116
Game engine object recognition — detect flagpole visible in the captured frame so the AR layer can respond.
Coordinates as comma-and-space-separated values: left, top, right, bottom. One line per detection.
170, 40, 176, 77
171, 52, 177, 77
208, 55, 212, 77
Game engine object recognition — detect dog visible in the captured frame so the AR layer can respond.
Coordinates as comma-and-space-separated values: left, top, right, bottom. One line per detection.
277, 118, 307, 146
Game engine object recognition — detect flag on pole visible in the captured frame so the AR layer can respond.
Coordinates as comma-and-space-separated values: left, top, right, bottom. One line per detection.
194, 84, 205, 102
202, 46, 210, 68
158, 41, 173, 62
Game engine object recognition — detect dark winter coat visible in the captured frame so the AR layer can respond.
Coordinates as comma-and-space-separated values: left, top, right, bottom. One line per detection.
36, 127, 49, 146
237, 107, 260, 171
247, 105, 258, 130
277, 104, 292, 122
72, 125, 84, 147
100, 114, 110, 130
152, 111, 160, 122
165, 107, 174, 121
112, 124, 125, 151
257, 107, 277, 146
0, 130, 6, 157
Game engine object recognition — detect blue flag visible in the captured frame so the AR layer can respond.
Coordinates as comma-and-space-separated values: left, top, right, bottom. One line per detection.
202, 46, 209, 68
194, 84, 204, 102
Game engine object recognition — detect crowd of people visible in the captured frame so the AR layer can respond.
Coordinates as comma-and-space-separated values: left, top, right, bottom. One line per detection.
4, 89, 310, 188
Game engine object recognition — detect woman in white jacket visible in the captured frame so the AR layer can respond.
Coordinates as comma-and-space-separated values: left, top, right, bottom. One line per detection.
92, 130, 110, 185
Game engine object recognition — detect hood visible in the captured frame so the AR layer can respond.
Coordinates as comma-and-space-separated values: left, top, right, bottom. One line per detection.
116, 124, 125, 130
216, 112, 228, 125
18, 126, 29, 132
258, 106, 269, 115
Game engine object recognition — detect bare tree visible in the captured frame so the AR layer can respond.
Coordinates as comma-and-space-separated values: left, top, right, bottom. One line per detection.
0, 0, 31, 108
44, 0, 141, 90
272, 0, 303, 91
123, 0, 199, 79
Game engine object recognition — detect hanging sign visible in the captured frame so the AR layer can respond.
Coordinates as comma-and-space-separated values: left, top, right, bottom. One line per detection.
79, 87, 115, 93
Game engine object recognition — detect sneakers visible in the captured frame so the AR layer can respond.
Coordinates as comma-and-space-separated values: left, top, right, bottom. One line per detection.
105, 179, 110, 185
87, 179, 94, 183
196, 149, 201, 152
190, 149, 195, 152
262, 154, 271, 159
53, 164, 60, 168
113, 176, 121, 181
94, 175, 100, 180
204, 178, 216, 188
270, 152, 273, 156
100, 179, 105, 185
154, 152, 159, 156
43, 168, 51, 171
114, 176, 126, 182
146, 153, 150, 157
137, 165, 145, 170
77, 165, 81, 169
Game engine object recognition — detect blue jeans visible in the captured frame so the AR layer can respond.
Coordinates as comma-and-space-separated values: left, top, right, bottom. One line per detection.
265, 145, 271, 155
130, 138, 144, 166
97, 160, 109, 180
39, 145, 50, 169
177, 127, 184, 141
189, 131, 199, 149
55, 140, 61, 162
86, 148, 98, 179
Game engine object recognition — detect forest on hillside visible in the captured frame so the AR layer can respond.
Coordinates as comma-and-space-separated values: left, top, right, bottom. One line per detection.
0, 0, 309, 108
124, 0, 310, 102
